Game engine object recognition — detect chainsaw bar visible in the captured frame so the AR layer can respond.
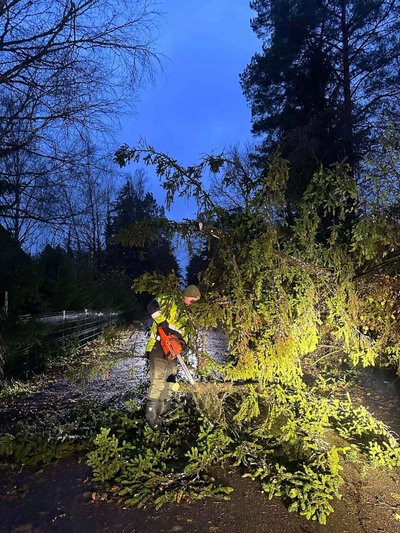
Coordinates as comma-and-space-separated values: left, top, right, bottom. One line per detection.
176, 352, 195, 385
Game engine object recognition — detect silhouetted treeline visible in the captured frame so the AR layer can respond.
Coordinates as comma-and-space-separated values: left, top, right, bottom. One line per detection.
0, 177, 179, 320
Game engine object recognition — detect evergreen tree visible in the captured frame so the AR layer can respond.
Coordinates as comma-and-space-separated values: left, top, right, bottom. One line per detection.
241, 0, 400, 211
37, 245, 79, 311
186, 246, 210, 286
106, 174, 179, 279
0, 224, 34, 316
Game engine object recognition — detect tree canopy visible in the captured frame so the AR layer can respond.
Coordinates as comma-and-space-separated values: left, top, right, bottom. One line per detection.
0, 0, 159, 250
241, 0, 400, 209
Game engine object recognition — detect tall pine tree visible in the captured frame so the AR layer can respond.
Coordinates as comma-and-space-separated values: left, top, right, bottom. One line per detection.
241, 0, 400, 212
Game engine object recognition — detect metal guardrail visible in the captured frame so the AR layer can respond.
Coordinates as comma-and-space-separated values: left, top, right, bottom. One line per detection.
3, 309, 120, 380
18, 310, 119, 323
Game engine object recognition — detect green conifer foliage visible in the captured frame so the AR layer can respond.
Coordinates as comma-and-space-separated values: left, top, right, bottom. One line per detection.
106, 140, 400, 521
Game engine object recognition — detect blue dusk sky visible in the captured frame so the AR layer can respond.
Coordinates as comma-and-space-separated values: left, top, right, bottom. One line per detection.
117, 1, 260, 221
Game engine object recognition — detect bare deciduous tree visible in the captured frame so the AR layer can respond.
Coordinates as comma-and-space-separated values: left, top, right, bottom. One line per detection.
0, 0, 158, 141
0, 0, 160, 246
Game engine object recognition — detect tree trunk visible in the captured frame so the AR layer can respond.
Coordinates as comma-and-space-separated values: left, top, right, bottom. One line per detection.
340, 0, 354, 169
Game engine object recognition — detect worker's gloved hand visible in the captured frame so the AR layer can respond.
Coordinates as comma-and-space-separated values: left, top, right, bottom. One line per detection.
176, 340, 187, 354
158, 321, 185, 342
158, 320, 175, 336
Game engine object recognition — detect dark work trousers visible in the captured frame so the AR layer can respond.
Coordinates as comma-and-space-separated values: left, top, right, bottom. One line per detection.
147, 342, 178, 402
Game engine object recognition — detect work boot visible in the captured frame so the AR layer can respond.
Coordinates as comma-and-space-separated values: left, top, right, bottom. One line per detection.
145, 399, 162, 430
159, 399, 172, 416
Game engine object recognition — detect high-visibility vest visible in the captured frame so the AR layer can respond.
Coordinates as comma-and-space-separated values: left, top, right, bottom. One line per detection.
145, 295, 187, 352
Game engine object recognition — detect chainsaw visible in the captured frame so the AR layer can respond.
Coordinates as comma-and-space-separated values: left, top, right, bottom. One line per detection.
157, 326, 195, 385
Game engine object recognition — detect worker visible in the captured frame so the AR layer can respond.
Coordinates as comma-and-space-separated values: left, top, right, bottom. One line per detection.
145, 284, 201, 430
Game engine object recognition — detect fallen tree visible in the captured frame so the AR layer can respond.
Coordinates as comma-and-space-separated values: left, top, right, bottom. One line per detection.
96, 138, 400, 522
